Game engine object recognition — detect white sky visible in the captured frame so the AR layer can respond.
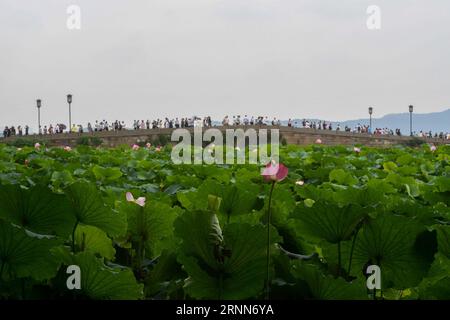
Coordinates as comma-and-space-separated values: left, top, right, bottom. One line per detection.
1, 0, 449, 130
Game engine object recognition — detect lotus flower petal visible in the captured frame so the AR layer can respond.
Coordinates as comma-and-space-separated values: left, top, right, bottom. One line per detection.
261, 162, 288, 182
126, 192, 135, 202
135, 197, 146, 207
275, 164, 289, 181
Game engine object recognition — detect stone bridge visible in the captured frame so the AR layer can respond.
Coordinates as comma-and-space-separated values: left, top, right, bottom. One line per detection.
1, 126, 446, 147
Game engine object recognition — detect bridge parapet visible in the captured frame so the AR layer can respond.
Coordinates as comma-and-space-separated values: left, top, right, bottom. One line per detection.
1, 126, 446, 147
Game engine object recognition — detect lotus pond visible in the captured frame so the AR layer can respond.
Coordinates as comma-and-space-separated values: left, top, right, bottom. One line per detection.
0, 143, 449, 300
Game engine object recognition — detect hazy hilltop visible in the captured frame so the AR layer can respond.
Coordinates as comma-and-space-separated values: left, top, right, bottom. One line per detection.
282, 109, 449, 133
335, 109, 450, 133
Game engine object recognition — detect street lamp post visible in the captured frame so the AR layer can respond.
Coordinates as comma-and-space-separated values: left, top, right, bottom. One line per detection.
368, 107, 373, 134
409, 105, 414, 136
67, 94, 73, 133
36, 99, 42, 135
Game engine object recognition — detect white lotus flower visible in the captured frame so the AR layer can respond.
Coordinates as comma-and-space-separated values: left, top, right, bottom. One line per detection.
126, 192, 146, 207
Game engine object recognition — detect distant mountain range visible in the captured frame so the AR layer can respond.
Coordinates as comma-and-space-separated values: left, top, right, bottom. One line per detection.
284, 109, 450, 134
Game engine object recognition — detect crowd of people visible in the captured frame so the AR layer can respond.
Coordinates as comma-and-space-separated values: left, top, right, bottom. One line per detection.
3, 115, 450, 140
2, 125, 30, 137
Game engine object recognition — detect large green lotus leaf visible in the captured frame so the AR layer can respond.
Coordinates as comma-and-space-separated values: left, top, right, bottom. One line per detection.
332, 185, 385, 208
421, 184, 450, 206
366, 179, 397, 194
121, 200, 180, 258
234, 167, 262, 183
268, 184, 296, 226
418, 253, 450, 299
75, 224, 115, 260
216, 182, 259, 218
295, 184, 334, 202
177, 189, 208, 211
177, 179, 259, 219
396, 166, 418, 176
0, 221, 61, 281
175, 210, 280, 299
290, 262, 367, 299
384, 197, 435, 225
65, 182, 127, 237
396, 154, 414, 166
144, 250, 185, 298
431, 203, 450, 222
175, 211, 222, 271
329, 169, 358, 186
434, 176, 450, 192
0, 184, 75, 237
51, 170, 75, 190
383, 161, 398, 172
435, 225, 450, 257
92, 165, 123, 181
293, 202, 365, 244
351, 213, 435, 289
385, 173, 422, 196
304, 167, 333, 181
191, 165, 232, 183
65, 252, 143, 300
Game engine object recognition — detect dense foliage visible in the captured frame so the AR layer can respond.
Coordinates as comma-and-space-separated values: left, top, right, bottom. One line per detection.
0, 142, 449, 300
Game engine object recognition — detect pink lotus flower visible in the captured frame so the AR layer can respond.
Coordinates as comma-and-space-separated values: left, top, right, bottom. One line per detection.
155, 146, 162, 152
261, 161, 288, 182
34, 143, 41, 150
132, 144, 140, 151
126, 192, 146, 207
146, 142, 152, 148
315, 138, 322, 144
430, 145, 437, 152
295, 180, 305, 186
354, 147, 361, 153
64, 146, 72, 152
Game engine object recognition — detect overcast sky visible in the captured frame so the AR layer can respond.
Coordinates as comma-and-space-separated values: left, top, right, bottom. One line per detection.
1, 0, 449, 130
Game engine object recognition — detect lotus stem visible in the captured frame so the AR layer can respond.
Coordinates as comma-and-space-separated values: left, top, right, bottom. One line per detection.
347, 227, 361, 276
71, 221, 79, 253
265, 181, 276, 300
337, 241, 341, 276
277, 244, 317, 260
0, 261, 4, 281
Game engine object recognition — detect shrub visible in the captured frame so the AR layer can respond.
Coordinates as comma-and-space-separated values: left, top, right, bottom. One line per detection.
76, 137, 103, 147
6, 138, 41, 147
404, 137, 426, 148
